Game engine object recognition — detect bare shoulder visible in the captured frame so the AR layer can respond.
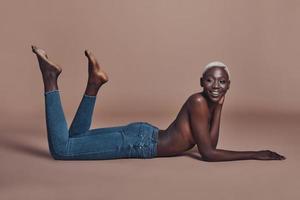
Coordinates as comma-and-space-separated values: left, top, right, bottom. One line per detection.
186, 93, 208, 112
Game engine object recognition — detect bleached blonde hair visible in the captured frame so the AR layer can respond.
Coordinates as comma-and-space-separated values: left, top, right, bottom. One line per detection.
202, 61, 230, 79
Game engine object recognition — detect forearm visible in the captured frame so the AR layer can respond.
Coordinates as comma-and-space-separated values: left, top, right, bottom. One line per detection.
210, 105, 222, 148
202, 149, 257, 162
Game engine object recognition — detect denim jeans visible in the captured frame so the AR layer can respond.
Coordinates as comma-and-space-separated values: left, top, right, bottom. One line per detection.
44, 90, 159, 160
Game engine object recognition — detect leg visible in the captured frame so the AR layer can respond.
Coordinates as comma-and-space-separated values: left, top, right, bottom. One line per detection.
32, 45, 69, 158
68, 95, 97, 136
69, 50, 108, 136
44, 90, 70, 159
45, 90, 127, 160
33, 46, 124, 160
67, 125, 127, 160
67, 122, 158, 160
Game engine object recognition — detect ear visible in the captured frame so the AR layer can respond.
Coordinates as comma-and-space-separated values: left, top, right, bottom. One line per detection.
227, 80, 231, 89
200, 77, 204, 87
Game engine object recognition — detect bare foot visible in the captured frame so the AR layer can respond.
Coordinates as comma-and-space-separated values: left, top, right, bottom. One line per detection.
32, 45, 62, 92
32, 45, 62, 79
84, 49, 108, 87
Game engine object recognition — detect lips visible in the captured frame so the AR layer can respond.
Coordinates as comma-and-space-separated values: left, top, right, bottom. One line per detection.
209, 90, 221, 97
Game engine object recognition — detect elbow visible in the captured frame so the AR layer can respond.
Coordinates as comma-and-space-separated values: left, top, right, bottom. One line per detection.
201, 150, 217, 162
202, 155, 214, 162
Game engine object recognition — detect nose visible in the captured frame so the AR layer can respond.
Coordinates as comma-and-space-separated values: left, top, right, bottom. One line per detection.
212, 81, 220, 89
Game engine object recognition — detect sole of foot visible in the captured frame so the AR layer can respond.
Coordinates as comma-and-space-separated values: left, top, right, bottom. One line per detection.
84, 49, 109, 85
31, 45, 62, 78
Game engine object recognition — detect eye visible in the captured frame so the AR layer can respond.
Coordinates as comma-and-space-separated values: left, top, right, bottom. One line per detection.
220, 80, 226, 84
206, 78, 212, 83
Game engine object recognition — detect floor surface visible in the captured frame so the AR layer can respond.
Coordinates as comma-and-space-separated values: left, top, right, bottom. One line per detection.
1, 112, 299, 200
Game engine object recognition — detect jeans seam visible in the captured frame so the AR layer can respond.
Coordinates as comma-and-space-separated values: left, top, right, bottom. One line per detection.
68, 149, 121, 156
67, 140, 121, 156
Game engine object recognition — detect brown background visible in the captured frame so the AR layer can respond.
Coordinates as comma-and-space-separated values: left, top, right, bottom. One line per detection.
0, 1, 299, 200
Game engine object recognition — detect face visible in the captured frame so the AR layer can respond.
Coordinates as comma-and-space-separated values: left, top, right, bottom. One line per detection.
201, 67, 230, 103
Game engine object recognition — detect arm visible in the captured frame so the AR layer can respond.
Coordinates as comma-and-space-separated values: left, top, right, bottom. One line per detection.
209, 103, 222, 149
188, 96, 285, 162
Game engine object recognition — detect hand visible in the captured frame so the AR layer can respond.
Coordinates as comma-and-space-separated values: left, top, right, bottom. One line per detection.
254, 150, 286, 160
218, 95, 225, 105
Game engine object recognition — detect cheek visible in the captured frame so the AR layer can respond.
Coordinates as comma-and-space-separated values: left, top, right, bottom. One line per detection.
203, 82, 212, 88
221, 84, 229, 90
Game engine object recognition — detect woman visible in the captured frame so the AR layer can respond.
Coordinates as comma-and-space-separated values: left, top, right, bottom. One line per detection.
32, 45, 285, 161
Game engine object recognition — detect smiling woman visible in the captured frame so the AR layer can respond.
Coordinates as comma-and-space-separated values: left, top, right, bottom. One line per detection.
32, 46, 285, 161
200, 61, 230, 103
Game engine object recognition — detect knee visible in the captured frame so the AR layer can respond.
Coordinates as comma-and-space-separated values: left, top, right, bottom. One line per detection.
50, 151, 70, 160
48, 144, 70, 160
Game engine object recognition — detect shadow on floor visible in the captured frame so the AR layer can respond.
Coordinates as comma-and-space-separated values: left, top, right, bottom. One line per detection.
0, 136, 51, 160
0, 133, 204, 161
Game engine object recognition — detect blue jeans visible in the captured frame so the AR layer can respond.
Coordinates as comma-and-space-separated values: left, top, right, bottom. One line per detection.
44, 90, 159, 160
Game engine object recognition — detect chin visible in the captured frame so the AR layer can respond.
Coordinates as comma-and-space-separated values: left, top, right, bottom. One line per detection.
207, 94, 222, 103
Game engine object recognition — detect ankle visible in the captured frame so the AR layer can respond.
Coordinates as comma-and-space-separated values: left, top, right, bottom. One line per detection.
43, 78, 58, 92
85, 84, 101, 96
87, 80, 103, 88
42, 71, 59, 81
44, 84, 58, 93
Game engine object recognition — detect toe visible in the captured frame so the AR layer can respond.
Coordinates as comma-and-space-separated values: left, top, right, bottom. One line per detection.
85, 50, 97, 63
84, 49, 89, 57
32, 45, 37, 53
85, 49, 93, 58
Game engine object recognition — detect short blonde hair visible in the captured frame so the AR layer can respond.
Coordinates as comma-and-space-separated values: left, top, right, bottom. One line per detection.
203, 61, 230, 78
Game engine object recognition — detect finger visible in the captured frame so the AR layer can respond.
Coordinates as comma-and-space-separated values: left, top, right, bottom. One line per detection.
279, 154, 286, 160
278, 155, 285, 160
270, 152, 281, 160
219, 96, 225, 104
274, 152, 285, 160
272, 151, 282, 158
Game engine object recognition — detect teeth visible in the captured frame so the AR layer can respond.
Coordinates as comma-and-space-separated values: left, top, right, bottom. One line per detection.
210, 91, 220, 96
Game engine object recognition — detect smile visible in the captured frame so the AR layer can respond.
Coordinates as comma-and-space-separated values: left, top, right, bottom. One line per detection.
209, 90, 221, 97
